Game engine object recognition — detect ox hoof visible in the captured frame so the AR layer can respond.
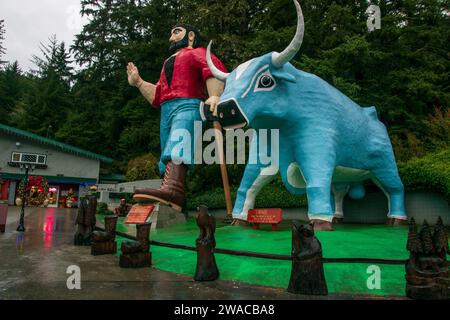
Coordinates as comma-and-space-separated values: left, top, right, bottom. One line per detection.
332, 217, 344, 224
386, 218, 408, 226
231, 219, 249, 227
311, 219, 334, 231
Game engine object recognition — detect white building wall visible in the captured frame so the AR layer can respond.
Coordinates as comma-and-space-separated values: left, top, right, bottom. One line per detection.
0, 134, 100, 180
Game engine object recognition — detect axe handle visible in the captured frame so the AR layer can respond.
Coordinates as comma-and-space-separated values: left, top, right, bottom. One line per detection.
213, 121, 233, 216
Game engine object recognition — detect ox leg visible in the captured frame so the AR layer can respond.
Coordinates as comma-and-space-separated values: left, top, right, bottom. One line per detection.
372, 145, 406, 220
232, 134, 278, 221
332, 183, 350, 220
371, 171, 406, 220
301, 167, 334, 223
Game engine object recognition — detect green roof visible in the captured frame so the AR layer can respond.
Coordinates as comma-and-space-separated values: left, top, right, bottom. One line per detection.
99, 174, 126, 183
0, 172, 97, 184
0, 123, 113, 164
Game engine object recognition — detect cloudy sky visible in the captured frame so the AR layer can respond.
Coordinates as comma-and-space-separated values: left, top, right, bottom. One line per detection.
1, 0, 87, 71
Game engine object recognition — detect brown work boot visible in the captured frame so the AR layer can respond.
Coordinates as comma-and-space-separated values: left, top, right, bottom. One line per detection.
133, 161, 187, 212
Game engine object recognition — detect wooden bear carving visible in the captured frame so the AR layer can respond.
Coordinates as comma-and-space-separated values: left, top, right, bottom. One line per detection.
287, 220, 328, 295
194, 205, 219, 281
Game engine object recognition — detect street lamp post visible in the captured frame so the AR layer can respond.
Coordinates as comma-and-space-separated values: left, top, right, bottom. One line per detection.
16, 163, 34, 232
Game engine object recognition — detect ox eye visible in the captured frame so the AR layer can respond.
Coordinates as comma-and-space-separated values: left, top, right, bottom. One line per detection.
257, 75, 275, 89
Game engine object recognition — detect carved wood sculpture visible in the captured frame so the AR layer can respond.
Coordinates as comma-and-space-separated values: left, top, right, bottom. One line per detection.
288, 220, 328, 295
74, 195, 97, 246
119, 222, 152, 268
406, 217, 449, 300
115, 198, 132, 217
194, 205, 219, 281
91, 215, 118, 255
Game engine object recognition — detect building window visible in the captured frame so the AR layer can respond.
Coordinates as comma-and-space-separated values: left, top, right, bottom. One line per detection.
11, 152, 47, 165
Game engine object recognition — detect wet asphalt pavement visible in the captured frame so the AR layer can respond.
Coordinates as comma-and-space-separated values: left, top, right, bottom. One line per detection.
0, 207, 399, 300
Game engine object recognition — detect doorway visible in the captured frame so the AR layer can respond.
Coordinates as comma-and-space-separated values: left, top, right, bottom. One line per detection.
47, 186, 60, 208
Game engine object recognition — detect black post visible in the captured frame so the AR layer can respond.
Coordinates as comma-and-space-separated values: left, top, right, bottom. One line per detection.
16, 166, 29, 232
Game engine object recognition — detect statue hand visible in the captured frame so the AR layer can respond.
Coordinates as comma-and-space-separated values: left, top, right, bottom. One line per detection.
205, 95, 220, 117
127, 62, 143, 87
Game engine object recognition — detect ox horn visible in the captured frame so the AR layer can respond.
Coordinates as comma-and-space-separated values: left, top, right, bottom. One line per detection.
272, 0, 305, 68
206, 41, 230, 82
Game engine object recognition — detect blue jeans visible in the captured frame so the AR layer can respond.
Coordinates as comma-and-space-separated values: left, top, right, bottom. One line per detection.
159, 98, 202, 175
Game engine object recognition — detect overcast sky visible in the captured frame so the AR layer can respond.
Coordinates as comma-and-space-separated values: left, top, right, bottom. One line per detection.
1, 0, 87, 71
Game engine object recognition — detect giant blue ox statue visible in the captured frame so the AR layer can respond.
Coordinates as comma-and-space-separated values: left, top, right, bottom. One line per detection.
206, 0, 407, 230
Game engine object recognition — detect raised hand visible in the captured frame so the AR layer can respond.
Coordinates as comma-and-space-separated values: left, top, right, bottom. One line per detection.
127, 62, 143, 87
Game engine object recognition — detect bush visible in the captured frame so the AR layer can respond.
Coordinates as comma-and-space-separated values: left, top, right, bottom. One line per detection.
97, 202, 113, 215
125, 153, 160, 182
109, 192, 135, 204
399, 148, 450, 203
186, 177, 307, 210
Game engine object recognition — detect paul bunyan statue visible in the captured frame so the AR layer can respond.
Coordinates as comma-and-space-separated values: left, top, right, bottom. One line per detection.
207, 0, 407, 231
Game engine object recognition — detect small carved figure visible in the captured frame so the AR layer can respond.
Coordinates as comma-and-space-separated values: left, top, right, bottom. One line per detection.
197, 205, 216, 247
74, 195, 97, 246
288, 220, 328, 295
194, 205, 219, 281
405, 217, 449, 300
120, 222, 152, 268
115, 198, 132, 217
91, 215, 118, 255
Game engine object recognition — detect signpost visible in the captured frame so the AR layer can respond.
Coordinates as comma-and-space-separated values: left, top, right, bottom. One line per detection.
247, 208, 283, 231
125, 204, 155, 224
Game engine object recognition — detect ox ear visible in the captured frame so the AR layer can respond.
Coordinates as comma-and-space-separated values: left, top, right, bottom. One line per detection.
272, 68, 296, 83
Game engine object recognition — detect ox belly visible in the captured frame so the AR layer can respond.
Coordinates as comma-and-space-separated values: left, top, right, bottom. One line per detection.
286, 163, 373, 188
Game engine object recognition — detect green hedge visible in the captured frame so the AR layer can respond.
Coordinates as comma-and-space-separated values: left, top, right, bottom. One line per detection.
109, 192, 136, 204
97, 202, 113, 215
186, 178, 307, 210
398, 148, 450, 203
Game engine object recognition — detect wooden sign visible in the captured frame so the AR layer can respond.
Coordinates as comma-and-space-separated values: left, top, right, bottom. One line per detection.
248, 208, 283, 231
125, 204, 155, 224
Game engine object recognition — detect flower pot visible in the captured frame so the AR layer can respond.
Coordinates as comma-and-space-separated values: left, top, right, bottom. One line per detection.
15, 198, 23, 206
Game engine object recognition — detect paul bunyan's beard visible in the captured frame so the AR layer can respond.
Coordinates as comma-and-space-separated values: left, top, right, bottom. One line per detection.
168, 35, 189, 54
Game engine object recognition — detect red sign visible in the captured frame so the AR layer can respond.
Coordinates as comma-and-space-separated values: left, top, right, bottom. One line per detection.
248, 208, 283, 231
125, 204, 155, 224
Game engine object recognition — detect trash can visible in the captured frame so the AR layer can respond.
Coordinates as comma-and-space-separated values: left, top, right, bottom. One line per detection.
0, 200, 8, 233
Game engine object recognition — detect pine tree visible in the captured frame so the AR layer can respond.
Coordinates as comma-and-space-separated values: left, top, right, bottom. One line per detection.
18, 36, 73, 136
0, 20, 6, 65
420, 220, 435, 255
407, 217, 423, 255
433, 216, 449, 256
0, 61, 23, 125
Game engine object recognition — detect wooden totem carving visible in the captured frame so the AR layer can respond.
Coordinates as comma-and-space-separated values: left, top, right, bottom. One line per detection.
406, 217, 449, 300
194, 205, 219, 281
288, 220, 328, 295
74, 195, 97, 246
91, 215, 118, 255
120, 222, 152, 268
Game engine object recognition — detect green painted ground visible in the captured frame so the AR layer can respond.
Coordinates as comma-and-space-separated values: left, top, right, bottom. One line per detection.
100, 215, 448, 297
